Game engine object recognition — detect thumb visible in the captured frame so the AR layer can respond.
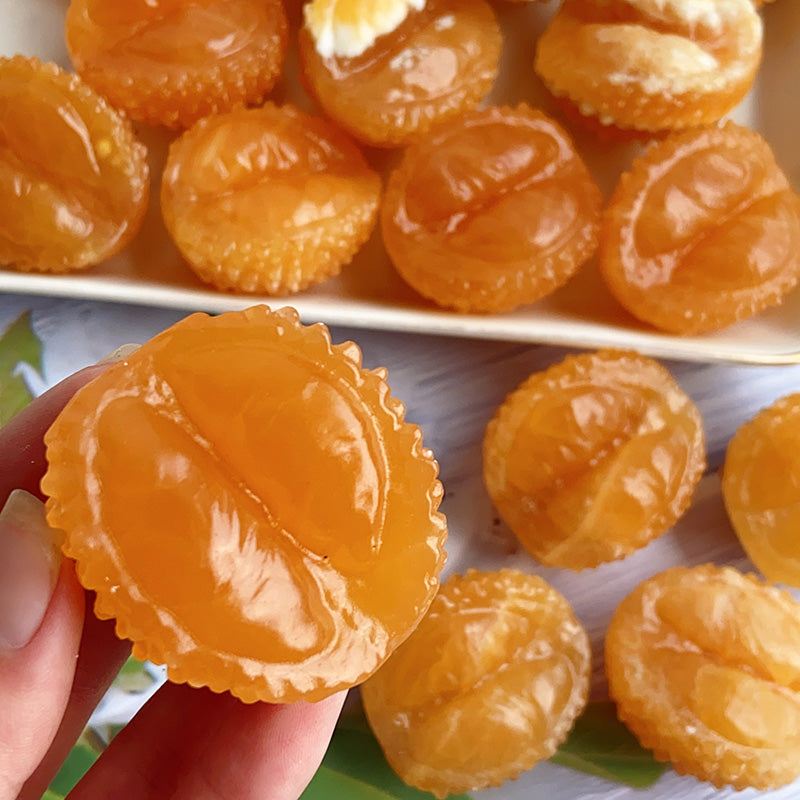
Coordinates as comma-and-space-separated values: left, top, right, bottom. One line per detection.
0, 490, 85, 800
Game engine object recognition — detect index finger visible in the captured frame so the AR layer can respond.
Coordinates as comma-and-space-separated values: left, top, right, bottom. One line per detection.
0, 363, 132, 800
0, 364, 108, 504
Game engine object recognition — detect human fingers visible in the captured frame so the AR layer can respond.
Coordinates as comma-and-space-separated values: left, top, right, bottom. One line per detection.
5, 350, 341, 800
17, 603, 131, 800
0, 491, 85, 800
0, 364, 107, 503
70, 683, 347, 800
0, 364, 131, 799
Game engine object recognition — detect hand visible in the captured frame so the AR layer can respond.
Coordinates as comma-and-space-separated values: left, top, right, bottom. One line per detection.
0, 366, 345, 800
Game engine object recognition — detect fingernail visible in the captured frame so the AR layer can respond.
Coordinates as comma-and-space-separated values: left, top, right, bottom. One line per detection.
97, 343, 140, 364
0, 490, 62, 650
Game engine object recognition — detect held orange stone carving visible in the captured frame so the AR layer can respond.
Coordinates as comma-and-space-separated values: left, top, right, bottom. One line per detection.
41, 306, 448, 703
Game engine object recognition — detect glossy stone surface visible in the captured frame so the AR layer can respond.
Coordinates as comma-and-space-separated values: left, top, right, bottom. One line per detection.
606, 564, 800, 790
600, 122, 800, 334
483, 349, 706, 569
534, 0, 762, 134
41, 305, 447, 703
0, 55, 149, 273
363, 568, 591, 798
381, 104, 602, 313
66, 0, 288, 129
298, 0, 502, 147
160, 103, 381, 295
722, 392, 800, 588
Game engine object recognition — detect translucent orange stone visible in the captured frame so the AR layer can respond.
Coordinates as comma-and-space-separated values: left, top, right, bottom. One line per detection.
381, 104, 603, 313
362, 569, 590, 798
606, 565, 800, 790
534, 0, 762, 135
599, 123, 800, 334
298, 0, 502, 148
483, 350, 705, 570
41, 306, 447, 703
160, 103, 381, 294
65, 0, 288, 129
722, 393, 800, 588
0, 55, 149, 273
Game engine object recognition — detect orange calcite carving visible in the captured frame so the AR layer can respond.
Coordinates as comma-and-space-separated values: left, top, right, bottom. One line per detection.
362, 569, 590, 797
298, 0, 502, 147
0, 55, 149, 273
381, 104, 603, 313
600, 123, 800, 334
42, 306, 448, 703
606, 565, 800, 789
483, 350, 705, 569
65, 0, 288, 129
160, 103, 381, 295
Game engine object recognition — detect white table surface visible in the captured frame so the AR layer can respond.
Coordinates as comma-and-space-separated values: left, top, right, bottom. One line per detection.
3, 292, 800, 800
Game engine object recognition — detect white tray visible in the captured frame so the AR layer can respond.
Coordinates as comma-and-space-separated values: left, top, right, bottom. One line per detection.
1, 1, 799, 364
